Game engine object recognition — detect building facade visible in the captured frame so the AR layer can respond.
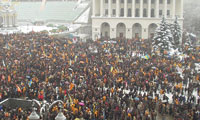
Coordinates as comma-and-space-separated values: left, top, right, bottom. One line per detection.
92, 0, 184, 40
0, 1, 17, 27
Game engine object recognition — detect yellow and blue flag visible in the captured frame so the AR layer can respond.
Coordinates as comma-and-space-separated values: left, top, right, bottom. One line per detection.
28, 79, 32, 87
144, 54, 150, 60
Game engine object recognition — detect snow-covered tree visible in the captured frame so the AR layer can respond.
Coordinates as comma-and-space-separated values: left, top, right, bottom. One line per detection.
152, 17, 173, 55
183, 32, 193, 54
171, 16, 182, 46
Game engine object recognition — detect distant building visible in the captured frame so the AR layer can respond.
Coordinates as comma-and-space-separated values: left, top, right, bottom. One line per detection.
92, 0, 184, 40
13, 1, 87, 26
0, 1, 17, 27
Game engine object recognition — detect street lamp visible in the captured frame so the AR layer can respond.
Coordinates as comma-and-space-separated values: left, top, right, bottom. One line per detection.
55, 102, 66, 120
28, 101, 40, 120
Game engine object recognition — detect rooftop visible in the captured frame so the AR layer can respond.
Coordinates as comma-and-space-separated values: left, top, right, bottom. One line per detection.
13, 1, 88, 22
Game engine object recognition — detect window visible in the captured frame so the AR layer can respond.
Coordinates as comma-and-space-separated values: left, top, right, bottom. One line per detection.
136, 0, 140, 4
144, 0, 147, 4
120, 8, 124, 16
113, 9, 116, 16
151, 9, 155, 17
159, 10, 162, 16
121, 0, 124, 3
143, 8, 147, 17
135, 8, 139, 17
167, 0, 170, 4
128, 8, 132, 17
151, 0, 155, 4
159, 0, 163, 4
112, 0, 116, 4
105, 0, 108, 4
128, 0, 132, 3
167, 10, 170, 16
105, 9, 108, 16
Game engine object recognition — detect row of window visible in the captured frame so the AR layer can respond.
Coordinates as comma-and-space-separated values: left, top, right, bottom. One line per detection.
104, 8, 170, 17
105, 0, 171, 4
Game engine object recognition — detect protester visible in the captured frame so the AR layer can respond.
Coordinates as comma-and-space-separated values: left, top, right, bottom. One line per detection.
0, 32, 199, 120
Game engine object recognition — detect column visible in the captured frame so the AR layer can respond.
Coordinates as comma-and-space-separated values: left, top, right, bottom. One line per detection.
132, 0, 135, 17
4, 16, 7, 27
116, 0, 120, 17
100, 0, 104, 16
148, 0, 151, 18
13, 16, 15, 26
172, 0, 175, 18
126, 28, 132, 39
9, 16, 11, 27
15, 14, 17, 25
9, 15, 12, 27
6, 15, 8, 27
164, 0, 167, 18
124, 0, 127, 17
180, 0, 183, 18
155, 0, 159, 18
92, 0, 96, 16
108, 0, 112, 17
12, 16, 13, 26
2, 15, 5, 27
140, 0, 143, 17
110, 28, 116, 39
13, 15, 15, 26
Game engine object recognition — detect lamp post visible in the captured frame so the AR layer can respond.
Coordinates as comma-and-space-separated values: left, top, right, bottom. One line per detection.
28, 101, 40, 120
55, 102, 66, 120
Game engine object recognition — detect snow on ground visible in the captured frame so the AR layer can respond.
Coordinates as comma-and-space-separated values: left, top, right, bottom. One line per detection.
0, 29, 19, 35
68, 24, 81, 32
49, 24, 81, 35
195, 63, 200, 73
18, 26, 57, 33
192, 90, 199, 104
168, 48, 180, 56
0, 26, 56, 34
0, 24, 81, 35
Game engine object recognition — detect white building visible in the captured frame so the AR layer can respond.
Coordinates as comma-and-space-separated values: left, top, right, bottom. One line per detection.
92, 0, 184, 40
0, 1, 17, 27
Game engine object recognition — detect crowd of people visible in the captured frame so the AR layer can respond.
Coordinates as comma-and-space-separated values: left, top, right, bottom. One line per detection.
0, 32, 199, 120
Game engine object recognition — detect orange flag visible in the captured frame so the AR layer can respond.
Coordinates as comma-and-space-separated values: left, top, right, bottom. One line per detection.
86, 57, 88, 64
103, 96, 106, 101
100, 69, 102, 76
62, 54, 65, 60
68, 40, 72, 44
8, 75, 11, 83
69, 83, 74, 91
196, 75, 199, 81
16, 85, 22, 93
192, 56, 195, 60
48, 54, 52, 59
111, 88, 114, 93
